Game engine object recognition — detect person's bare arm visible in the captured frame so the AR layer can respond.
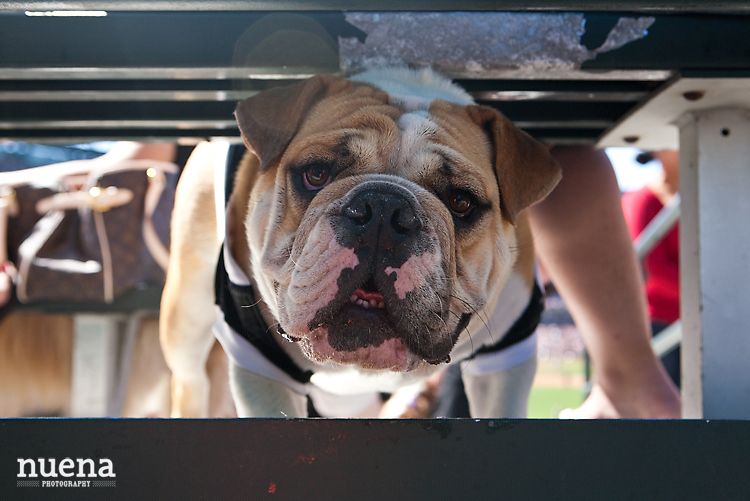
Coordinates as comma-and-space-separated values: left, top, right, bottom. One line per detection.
100, 142, 176, 164
528, 145, 680, 419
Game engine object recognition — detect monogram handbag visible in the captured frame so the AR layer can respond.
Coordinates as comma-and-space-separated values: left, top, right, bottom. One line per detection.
0, 157, 178, 305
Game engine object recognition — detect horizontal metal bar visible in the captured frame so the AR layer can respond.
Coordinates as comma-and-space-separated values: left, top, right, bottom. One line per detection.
0, 67, 673, 82
458, 79, 662, 93
6, 1, 750, 12
651, 320, 682, 358
0, 119, 613, 130
2, 132, 595, 145
0, 90, 258, 101
0, 67, 337, 80
0, 134, 599, 147
634, 193, 680, 260
487, 100, 632, 121
402, 69, 673, 82
0, 135, 224, 144
0, 79, 664, 95
514, 120, 614, 128
473, 90, 647, 102
0, 89, 646, 103
529, 129, 603, 141
0, 119, 238, 129
533, 136, 597, 145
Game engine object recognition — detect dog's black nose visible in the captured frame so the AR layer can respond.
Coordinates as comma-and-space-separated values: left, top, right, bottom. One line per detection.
342, 190, 421, 248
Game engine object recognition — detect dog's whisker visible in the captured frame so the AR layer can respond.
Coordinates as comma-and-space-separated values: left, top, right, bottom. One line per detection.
509, 240, 535, 253
450, 293, 492, 342
240, 297, 263, 309
430, 310, 448, 330
462, 326, 475, 374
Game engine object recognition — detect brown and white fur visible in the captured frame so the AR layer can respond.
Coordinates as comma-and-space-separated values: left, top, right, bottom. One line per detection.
160, 67, 560, 418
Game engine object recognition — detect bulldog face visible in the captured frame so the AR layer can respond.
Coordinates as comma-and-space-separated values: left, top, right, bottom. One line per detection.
235, 71, 560, 372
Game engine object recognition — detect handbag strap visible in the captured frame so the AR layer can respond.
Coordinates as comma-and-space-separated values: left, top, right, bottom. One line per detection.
142, 168, 171, 272
0, 187, 19, 302
15, 210, 66, 303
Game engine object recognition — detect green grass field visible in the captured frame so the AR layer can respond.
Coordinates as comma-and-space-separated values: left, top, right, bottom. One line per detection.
527, 387, 586, 418
527, 357, 588, 418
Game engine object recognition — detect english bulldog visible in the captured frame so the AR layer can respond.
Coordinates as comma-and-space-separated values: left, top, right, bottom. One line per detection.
160, 67, 561, 418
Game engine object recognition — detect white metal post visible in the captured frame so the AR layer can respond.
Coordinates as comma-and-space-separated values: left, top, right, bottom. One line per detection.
678, 108, 750, 419
71, 315, 121, 417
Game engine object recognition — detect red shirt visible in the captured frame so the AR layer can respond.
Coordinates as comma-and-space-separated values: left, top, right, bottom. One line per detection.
621, 186, 680, 324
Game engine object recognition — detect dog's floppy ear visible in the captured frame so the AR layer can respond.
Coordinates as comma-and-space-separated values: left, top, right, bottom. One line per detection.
467, 105, 562, 225
235, 75, 351, 171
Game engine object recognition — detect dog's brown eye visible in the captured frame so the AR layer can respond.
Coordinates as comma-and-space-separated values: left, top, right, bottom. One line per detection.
303, 164, 331, 190
449, 190, 474, 216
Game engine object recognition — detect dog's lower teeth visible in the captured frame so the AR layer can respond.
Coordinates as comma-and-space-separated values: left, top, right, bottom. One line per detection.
350, 295, 385, 308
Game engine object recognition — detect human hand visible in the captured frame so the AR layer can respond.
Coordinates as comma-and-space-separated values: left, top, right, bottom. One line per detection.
559, 376, 680, 419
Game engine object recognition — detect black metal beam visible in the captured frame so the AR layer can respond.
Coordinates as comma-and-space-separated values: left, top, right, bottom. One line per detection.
580, 13, 750, 72
4, 0, 750, 13
2, 13, 750, 71
2, 418, 750, 498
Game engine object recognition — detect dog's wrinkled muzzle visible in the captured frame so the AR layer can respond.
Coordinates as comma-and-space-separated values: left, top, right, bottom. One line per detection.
278, 179, 458, 370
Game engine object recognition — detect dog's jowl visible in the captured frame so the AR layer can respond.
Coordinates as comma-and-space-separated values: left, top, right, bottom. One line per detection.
160, 67, 561, 418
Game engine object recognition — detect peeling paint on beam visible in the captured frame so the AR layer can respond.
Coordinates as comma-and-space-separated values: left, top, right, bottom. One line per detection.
341, 13, 655, 79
